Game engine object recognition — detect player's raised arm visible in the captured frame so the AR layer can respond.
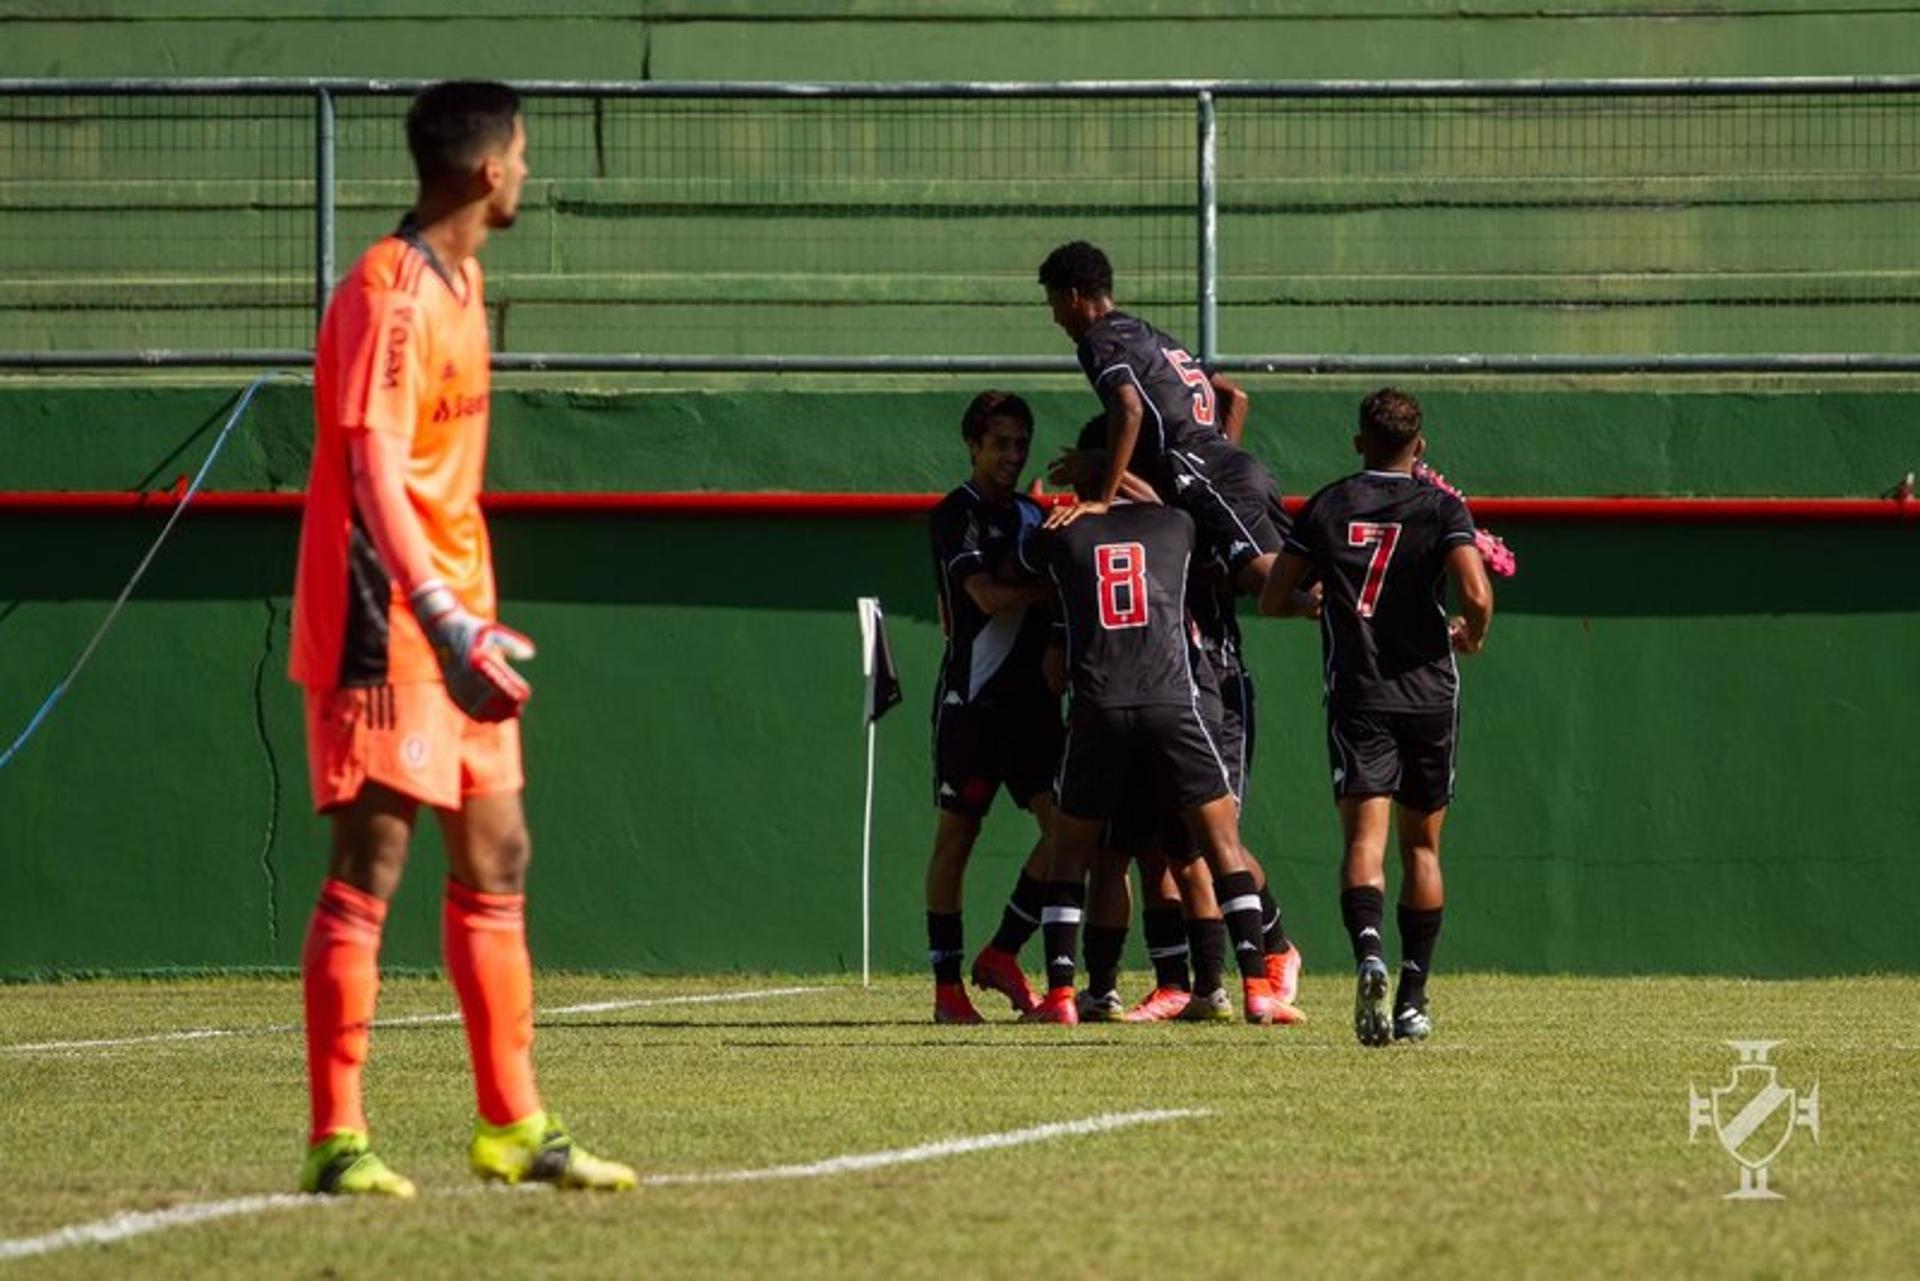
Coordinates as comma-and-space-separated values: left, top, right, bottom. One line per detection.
1211, 373, 1248, 445
1446, 542, 1494, 653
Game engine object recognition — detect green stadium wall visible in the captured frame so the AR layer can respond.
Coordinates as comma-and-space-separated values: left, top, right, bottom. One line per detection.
1, 380, 1916, 979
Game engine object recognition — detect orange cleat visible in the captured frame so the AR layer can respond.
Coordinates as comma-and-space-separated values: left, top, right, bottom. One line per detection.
933, 982, 984, 1025
1123, 986, 1194, 1023
1265, 944, 1303, 1007
1243, 977, 1307, 1026
970, 946, 1039, 1015
1020, 985, 1080, 1025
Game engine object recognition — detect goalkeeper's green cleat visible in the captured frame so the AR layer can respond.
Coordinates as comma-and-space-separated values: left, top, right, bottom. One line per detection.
299, 1130, 417, 1199
469, 1111, 637, 1191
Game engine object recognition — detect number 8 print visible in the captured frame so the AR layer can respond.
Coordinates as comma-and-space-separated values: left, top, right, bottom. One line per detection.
1095, 542, 1149, 630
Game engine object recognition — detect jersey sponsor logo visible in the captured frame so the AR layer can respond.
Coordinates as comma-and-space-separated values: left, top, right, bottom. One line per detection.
379, 307, 414, 391
431, 392, 488, 424
1094, 542, 1149, 630
441, 360, 459, 381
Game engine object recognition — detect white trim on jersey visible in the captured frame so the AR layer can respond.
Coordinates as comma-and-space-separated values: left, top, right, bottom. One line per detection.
968, 604, 1027, 700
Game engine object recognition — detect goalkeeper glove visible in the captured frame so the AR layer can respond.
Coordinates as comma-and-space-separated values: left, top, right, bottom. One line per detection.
409, 580, 536, 723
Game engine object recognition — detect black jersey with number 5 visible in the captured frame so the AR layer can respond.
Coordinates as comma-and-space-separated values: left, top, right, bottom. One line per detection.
1284, 471, 1477, 711
1076, 310, 1222, 490
1022, 502, 1206, 710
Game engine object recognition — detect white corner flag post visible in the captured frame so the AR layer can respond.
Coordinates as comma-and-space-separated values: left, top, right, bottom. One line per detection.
856, 597, 902, 989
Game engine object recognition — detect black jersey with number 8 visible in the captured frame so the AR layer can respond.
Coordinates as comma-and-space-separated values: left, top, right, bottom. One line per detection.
1022, 502, 1208, 710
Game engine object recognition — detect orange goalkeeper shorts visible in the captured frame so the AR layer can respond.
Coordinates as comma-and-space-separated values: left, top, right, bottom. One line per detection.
303, 683, 523, 813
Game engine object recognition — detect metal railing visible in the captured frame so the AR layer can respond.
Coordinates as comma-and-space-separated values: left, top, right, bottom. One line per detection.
3, 77, 1919, 374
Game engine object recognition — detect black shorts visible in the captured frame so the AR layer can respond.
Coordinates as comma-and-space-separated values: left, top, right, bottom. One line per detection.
933, 695, 1063, 817
1058, 702, 1233, 825
1168, 444, 1286, 577
1325, 703, 1457, 812
1110, 663, 1253, 860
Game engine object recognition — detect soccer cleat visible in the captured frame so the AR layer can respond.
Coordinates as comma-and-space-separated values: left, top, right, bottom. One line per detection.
1354, 957, 1393, 1048
970, 946, 1039, 1016
1076, 988, 1125, 1023
1265, 943, 1303, 1007
470, 1112, 637, 1191
1243, 977, 1307, 1027
1123, 986, 1193, 1023
1393, 1002, 1432, 1043
299, 1130, 416, 1199
1176, 987, 1234, 1023
933, 982, 984, 1025
1020, 985, 1080, 1025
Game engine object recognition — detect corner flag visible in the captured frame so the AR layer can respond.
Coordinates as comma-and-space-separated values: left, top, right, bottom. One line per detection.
857, 596, 902, 724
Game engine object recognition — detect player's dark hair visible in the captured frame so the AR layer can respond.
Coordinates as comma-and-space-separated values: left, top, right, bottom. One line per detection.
1037, 241, 1114, 298
961, 390, 1034, 443
1358, 387, 1423, 459
1075, 414, 1106, 452
406, 81, 522, 186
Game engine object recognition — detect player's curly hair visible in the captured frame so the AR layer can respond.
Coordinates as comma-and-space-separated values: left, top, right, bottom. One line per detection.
1036, 241, 1114, 298
1359, 387, 1423, 453
961, 390, 1034, 443
406, 81, 522, 186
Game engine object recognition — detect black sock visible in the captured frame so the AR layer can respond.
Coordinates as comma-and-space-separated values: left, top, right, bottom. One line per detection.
1396, 903, 1443, 1009
1084, 925, 1127, 999
1186, 917, 1228, 995
1040, 882, 1086, 992
1340, 886, 1387, 965
926, 911, 964, 985
1142, 905, 1191, 991
1216, 870, 1266, 980
1259, 886, 1291, 955
988, 871, 1046, 955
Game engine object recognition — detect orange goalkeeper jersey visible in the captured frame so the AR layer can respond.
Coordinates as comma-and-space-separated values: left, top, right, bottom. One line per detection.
290, 219, 496, 688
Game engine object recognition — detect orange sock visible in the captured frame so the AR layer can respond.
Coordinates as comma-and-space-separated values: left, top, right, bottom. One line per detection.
302, 877, 387, 1146
442, 879, 541, 1126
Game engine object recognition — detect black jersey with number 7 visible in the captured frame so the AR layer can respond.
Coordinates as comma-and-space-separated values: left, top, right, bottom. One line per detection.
1284, 471, 1478, 711
1021, 502, 1209, 710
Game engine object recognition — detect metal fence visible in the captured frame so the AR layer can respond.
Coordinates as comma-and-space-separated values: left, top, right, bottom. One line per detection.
2, 77, 1919, 373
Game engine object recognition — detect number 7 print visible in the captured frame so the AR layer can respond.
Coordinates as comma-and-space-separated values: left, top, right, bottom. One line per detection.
1347, 521, 1402, 618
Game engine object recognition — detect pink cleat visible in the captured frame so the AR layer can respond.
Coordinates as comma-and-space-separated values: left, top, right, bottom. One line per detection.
933, 982, 984, 1025
1123, 986, 1194, 1023
1021, 985, 1080, 1025
1265, 944, 1302, 1007
970, 946, 1040, 1015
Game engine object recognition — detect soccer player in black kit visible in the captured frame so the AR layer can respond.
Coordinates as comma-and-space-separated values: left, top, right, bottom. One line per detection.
1260, 388, 1494, 1047
1036, 241, 1285, 598
924, 391, 1063, 1024
1018, 455, 1297, 1027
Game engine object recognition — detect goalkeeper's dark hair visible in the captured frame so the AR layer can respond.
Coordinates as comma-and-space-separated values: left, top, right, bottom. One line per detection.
961, 390, 1034, 443
1037, 241, 1114, 298
406, 81, 522, 186
1075, 414, 1107, 452
1358, 387, 1423, 457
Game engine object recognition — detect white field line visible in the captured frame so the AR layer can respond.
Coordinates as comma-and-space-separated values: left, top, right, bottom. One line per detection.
0, 1108, 1205, 1262
640, 1108, 1209, 1185
0, 1195, 330, 1261
0, 986, 824, 1054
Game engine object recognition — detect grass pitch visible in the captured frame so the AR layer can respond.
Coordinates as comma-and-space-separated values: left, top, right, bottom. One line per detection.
1, 972, 1916, 1279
